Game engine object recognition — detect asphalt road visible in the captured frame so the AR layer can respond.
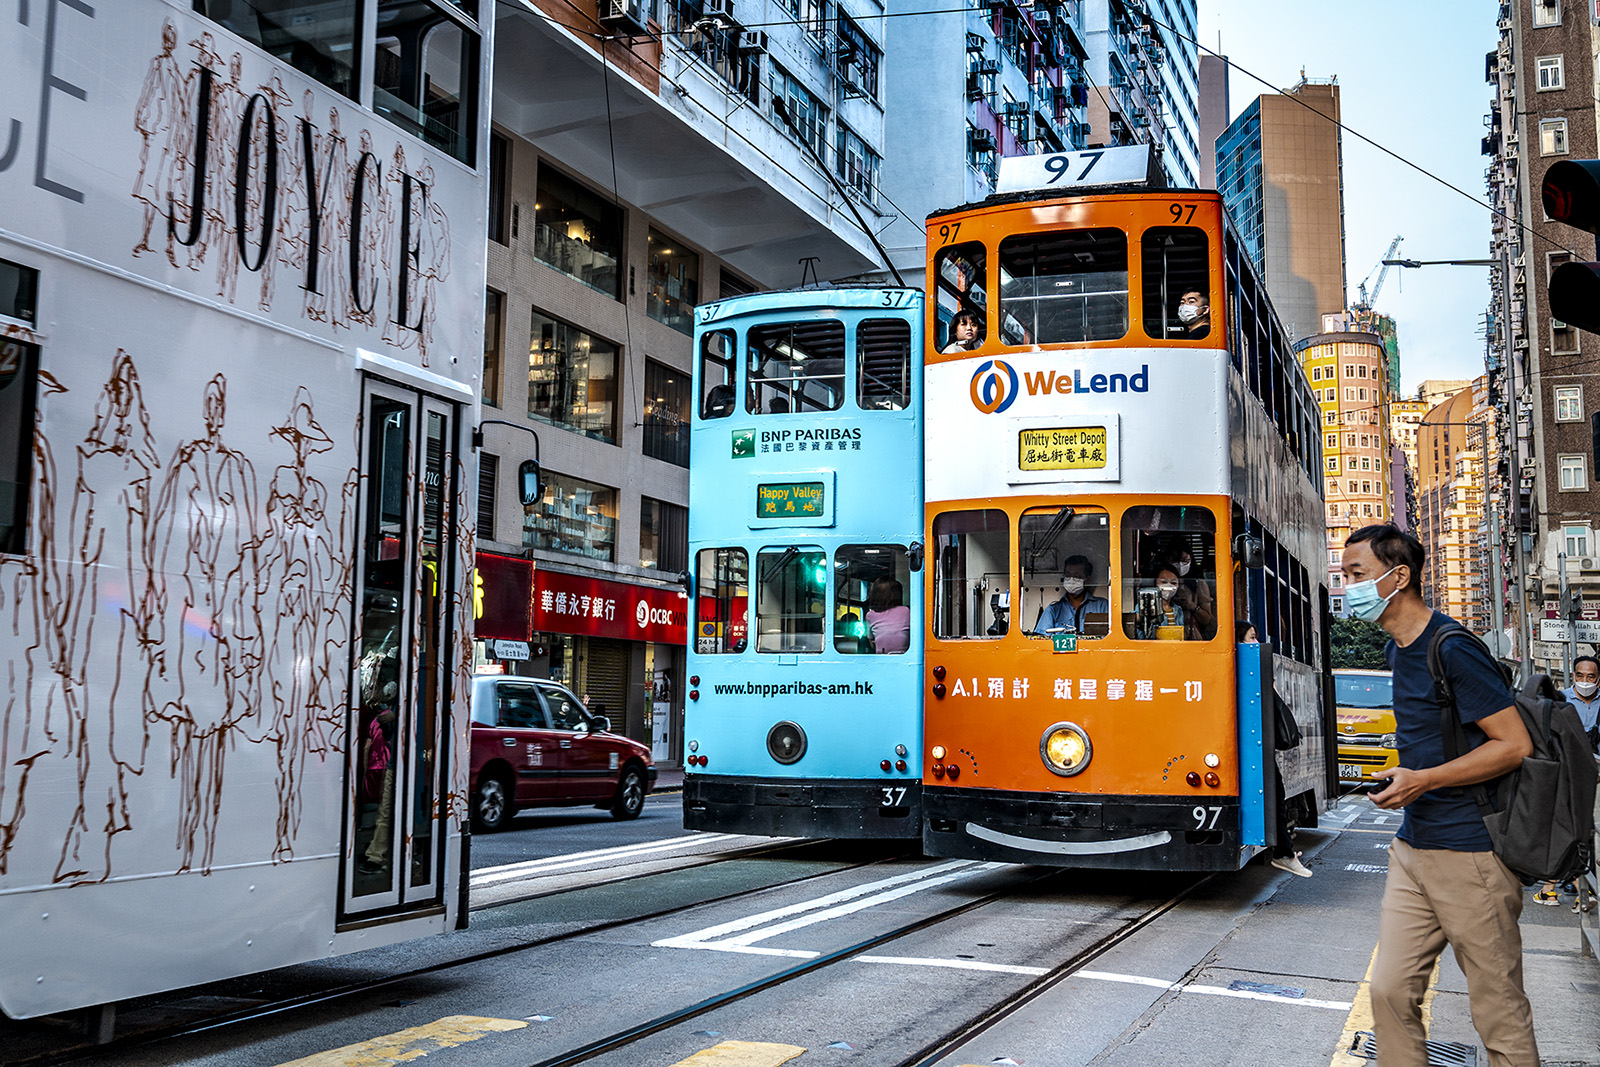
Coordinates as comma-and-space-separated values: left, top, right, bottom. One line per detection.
468, 792, 688, 869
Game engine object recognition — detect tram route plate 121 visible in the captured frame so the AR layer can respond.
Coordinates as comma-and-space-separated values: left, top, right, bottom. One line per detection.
1052, 634, 1077, 653
1019, 426, 1108, 471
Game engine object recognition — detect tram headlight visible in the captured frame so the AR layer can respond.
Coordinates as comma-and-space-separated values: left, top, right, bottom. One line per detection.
1039, 722, 1092, 777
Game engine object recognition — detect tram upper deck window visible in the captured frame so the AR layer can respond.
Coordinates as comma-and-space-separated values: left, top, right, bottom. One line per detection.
699, 330, 736, 420
747, 322, 845, 414
857, 319, 912, 410
1119, 506, 1218, 642
193, 1, 360, 100
1019, 507, 1110, 641
374, 1, 480, 164
695, 547, 748, 654
834, 545, 912, 654
932, 510, 1009, 640
755, 546, 827, 653
933, 242, 987, 354
1142, 227, 1211, 341
999, 229, 1128, 345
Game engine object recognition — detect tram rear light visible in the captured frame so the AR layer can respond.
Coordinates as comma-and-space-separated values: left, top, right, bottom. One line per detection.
933, 683, 946, 698
690, 675, 700, 687
1040, 722, 1092, 777
946, 764, 960, 780
932, 665, 946, 680
689, 689, 700, 701
895, 760, 907, 772
932, 764, 946, 778
931, 746, 946, 760
1186, 771, 1202, 787
1204, 772, 1221, 788
881, 759, 892, 772
699, 755, 710, 767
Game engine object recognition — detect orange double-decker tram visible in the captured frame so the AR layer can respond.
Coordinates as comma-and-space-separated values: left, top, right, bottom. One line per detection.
920, 147, 1334, 871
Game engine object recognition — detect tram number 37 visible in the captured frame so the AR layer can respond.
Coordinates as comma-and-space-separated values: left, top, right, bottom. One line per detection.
1192, 805, 1223, 830
881, 787, 908, 808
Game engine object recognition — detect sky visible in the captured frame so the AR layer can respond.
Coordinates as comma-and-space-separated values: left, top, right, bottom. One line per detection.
1197, 0, 1500, 396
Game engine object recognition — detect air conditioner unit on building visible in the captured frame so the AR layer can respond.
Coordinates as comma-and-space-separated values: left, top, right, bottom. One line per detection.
1582, 557, 1595, 571
703, 0, 736, 22
600, 0, 651, 33
739, 29, 769, 53
969, 127, 998, 154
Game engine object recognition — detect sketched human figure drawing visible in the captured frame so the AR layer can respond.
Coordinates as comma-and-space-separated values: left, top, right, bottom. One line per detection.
269, 90, 316, 315
251, 75, 293, 313
178, 34, 223, 272
260, 390, 344, 858
144, 376, 262, 873
0, 369, 67, 876
51, 353, 159, 884
305, 109, 348, 326
418, 163, 450, 364
381, 143, 417, 351
212, 53, 247, 300
347, 129, 381, 330
132, 20, 186, 266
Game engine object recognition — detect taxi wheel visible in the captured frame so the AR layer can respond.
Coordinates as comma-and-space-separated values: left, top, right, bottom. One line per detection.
611, 766, 646, 820
473, 774, 514, 832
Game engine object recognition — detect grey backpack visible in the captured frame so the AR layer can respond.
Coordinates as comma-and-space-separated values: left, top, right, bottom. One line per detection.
1430, 625, 1597, 882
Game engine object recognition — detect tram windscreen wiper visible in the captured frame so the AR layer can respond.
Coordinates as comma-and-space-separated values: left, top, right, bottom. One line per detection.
759, 546, 800, 585
1025, 506, 1075, 568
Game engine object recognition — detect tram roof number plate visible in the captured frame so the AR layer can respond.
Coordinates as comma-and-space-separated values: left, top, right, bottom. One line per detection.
1052, 634, 1077, 653
757, 481, 826, 518
1019, 426, 1108, 472
996, 144, 1156, 194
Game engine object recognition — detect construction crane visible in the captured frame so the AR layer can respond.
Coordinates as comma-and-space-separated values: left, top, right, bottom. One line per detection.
1353, 235, 1404, 310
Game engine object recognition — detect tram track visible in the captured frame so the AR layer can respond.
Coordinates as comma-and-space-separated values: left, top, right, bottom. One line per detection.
8, 839, 898, 1067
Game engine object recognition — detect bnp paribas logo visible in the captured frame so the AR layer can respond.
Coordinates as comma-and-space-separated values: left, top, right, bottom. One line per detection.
731, 429, 755, 458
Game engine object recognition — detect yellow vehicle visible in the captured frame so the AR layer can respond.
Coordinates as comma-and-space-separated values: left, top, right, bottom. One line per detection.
1335, 669, 1396, 784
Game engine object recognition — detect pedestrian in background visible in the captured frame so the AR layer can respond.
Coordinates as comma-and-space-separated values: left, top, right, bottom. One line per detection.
1342, 523, 1538, 1067
1535, 655, 1600, 910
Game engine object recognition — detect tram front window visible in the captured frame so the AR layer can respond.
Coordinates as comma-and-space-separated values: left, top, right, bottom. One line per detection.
747, 322, 845, 414
834, 544, 911, 654
857, 318, 912, 410
695, 547, 748, 653
1142, 227, 1211, 341
998, 228, 1128, 345
1020, 507, 1110, 640
699, 330, 736, 420
755, 547, 827, 653
932, 510, 1009, 640
1120, 505, 1218, 642
933, 242, 987, 354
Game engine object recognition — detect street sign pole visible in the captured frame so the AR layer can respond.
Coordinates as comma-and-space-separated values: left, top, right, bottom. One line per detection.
1561, 551, 1573, 684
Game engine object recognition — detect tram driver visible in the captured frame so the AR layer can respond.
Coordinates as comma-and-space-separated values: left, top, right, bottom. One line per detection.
1032, 555, 1110, 638
1174, 289, 1211, 339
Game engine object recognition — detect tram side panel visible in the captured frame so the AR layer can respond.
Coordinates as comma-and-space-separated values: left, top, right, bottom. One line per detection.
0, 2, 486, 1019
684, 293, 924, 838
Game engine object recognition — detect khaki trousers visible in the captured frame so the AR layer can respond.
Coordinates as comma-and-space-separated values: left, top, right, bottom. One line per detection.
1371, 838, 1539, 1067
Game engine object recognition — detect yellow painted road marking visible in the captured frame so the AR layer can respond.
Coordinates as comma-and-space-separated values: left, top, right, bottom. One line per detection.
274, 1015, 527, 1067
1329, 947, 1442, 1065
668, 1040, 807, 1066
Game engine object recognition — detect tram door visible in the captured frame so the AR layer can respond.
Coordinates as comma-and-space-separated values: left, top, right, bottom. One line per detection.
344, 379, 458, 917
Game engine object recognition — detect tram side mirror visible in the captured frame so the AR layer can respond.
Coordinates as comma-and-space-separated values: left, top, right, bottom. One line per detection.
518, 460, 543, 506
1232, 534, 1264, 569
677, 569, 693, 596
908, 541, 924, 572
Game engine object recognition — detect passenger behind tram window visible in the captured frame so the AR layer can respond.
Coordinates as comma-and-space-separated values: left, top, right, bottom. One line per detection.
1033, 555, 1110, 638
941, 309, 983, 354
769, 396, 790, 414
1133, 562, 1201, 641
1167, 544, 1217, 639
866, 577, 911, 653
703, 383, 736, 418
1175, 289, 1211, 339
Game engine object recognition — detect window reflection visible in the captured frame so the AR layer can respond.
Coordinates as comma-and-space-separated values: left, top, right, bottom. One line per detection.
521, 469, 617, 562
1120, 505, 1217, 641
695, 547, 749, 654
373, 0, 477, 164
194, 0, 360, 100
755, 546, 826, 653
932, 510, 1009, 639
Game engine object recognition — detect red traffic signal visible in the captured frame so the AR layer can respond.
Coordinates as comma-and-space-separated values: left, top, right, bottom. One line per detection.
1542, 161, 1600, 334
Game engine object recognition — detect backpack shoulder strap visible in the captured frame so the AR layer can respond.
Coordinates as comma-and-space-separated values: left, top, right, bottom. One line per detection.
1428, 623, 1504, 814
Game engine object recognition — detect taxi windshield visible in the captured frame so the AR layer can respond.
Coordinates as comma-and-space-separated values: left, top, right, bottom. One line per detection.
1335, 674, 1393, 709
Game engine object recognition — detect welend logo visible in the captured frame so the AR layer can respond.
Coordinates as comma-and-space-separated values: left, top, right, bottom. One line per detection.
969, 359, 1019, 414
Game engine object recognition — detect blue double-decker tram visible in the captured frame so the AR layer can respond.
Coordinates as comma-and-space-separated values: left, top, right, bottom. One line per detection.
684, 287, 925, 838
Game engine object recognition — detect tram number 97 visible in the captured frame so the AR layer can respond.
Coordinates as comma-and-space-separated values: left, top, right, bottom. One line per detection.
881, 787, 908, 808
1192, 805, 1222, 830
1168, 202, 1197, 224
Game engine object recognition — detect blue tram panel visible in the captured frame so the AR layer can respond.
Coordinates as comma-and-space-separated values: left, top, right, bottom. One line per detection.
685, 288, 925, 838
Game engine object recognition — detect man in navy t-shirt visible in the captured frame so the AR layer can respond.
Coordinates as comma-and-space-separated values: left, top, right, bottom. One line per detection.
1342, 524, 1537, 1067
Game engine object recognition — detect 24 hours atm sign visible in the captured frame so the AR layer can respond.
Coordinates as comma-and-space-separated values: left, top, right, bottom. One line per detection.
732, 426, 863, 458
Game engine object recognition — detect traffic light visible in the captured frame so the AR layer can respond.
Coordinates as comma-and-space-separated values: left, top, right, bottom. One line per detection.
1543, 160, 1600, 333
1567, 585, 1584, 620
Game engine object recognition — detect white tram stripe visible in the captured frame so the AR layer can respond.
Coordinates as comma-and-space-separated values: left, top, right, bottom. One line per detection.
473, 834, 742, 885
652, 860, 983, 949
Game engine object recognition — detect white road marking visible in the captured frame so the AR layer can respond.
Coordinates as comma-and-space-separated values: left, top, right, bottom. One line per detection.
1074, 970, 1352, 1010
474, 834, 747, 885
653, 860, 987, 949
856, 955, 1050, 976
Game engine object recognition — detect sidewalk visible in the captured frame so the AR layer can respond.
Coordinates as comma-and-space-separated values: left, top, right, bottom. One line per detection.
652, 767, 684, 793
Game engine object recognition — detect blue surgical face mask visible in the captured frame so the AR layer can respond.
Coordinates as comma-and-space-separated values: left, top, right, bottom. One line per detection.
1346, 566, 1398, 623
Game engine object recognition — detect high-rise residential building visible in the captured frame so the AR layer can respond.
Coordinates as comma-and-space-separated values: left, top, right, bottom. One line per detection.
1390, 397, 1433, 480
1197, 53, 1229, 188
1297, 327, 1393, 615
1414, 383, 1494, 633
1485, 0, 1599, 671
482, 0, 893, 761
1216, 78, 1348, 342
881, 0, 1199, 280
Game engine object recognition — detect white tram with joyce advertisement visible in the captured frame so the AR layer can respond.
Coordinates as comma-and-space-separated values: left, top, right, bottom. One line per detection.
0, 0, 489, 1019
